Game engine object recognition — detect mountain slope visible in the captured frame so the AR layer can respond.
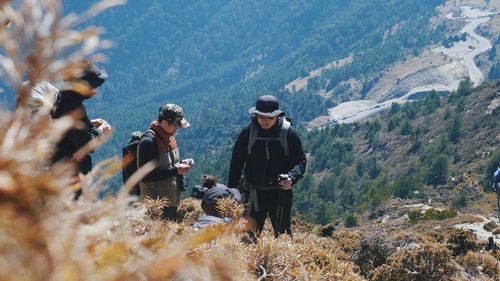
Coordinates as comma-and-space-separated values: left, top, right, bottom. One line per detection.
294, 80, 500, 224
63, 0, 446, 189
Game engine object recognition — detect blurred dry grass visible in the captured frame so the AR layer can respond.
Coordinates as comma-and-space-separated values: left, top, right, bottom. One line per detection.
1, 1, 498, 281
0, 1, 365, 280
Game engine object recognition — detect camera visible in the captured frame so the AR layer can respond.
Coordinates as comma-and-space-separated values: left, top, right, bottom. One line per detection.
277, 174, 291, 182
181, 158, 195, 167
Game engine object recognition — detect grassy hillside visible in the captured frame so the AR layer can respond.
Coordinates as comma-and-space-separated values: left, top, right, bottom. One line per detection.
295, 79, 500, 224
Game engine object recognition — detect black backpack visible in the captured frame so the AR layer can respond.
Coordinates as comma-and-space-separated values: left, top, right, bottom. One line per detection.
247, 117, 291, 156
122, 130, 154, 195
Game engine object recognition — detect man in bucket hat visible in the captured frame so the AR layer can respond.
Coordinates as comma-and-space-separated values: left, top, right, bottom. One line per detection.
137, 104, 194, 220
228, 95, 306, 239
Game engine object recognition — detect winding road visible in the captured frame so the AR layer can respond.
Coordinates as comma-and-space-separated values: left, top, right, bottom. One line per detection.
328, 6, 497, 124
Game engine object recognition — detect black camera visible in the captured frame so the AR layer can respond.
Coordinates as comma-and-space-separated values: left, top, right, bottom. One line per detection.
277, 174, 291, 182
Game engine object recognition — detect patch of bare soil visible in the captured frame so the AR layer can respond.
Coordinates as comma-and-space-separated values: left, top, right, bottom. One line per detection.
284, 55, 353, 93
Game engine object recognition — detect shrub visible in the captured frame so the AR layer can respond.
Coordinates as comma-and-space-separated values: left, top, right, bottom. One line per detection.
370, 243, 458, 281
344, 214, 358, 228
483, 220, 497, 232
444, 228, 481, 256
451, 194, 468, 209
407, 208, 457, 224
461, 252, 499, 280
247, 234, 363, 280
352, 231, 396, 277
176, 198, 203, 225
330, 230, 360, 256
492, 227, 500, 235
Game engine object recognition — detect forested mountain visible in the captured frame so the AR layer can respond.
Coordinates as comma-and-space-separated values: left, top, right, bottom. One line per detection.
294, 80, 499, 224
59, 0, 447, 190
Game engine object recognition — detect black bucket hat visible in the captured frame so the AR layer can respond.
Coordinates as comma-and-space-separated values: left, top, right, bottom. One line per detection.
79, 63, 108, 89
248, 95, 283, 117
159, 103, 190, 128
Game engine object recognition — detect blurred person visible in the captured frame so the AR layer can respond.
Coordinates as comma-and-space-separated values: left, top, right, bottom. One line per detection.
228, 95, 306, 239
191, 174, 226, 199
493, 166, 500, 220
51, 61, 111, 199
193, 185, 242, 229
137, 104, 194, 221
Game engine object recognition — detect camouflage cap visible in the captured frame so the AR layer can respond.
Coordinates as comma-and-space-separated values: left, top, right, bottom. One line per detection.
159, 104, 190, 128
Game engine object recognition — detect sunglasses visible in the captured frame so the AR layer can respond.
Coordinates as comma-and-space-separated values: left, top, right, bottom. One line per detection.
255, 114, 276, 120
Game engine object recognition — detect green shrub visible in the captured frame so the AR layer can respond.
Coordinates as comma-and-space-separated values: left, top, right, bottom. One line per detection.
451, 194, 468, 209
407, 208, 457, 224
344, 214, 358, 228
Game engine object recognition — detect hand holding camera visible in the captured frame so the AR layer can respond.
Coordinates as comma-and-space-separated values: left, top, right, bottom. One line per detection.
277, 174, 292, 190
181, 158, 195, 167
176, 158, 195, 175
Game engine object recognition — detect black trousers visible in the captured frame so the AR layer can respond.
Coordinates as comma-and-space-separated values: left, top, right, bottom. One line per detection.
250, 189, 293, 238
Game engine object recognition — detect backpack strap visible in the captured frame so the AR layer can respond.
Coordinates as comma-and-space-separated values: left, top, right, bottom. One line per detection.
247, 118, 291, 156
280, 118, 291, 157
136, 129, 155, 173
247, 123, 258, 155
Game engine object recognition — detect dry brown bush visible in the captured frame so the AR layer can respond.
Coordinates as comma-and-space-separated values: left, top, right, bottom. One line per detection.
330, 229, 361, 256
461, 251, 499, 280
430, 227, 482, 256
216, 196, 246, 219
370, 242, 459, 281
247, 233, 362, 280
352, 230, 397, 278
492, 226, 500, 235
177, 197, 203, 225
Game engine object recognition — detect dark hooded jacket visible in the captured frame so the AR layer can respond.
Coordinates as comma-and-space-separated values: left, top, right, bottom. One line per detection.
228, 117, 306, 188
51, 63, 107, 174
51, 90, 100, 174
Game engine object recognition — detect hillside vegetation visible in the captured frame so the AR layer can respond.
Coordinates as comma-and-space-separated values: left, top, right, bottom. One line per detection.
58, 0, 447, 189
294, 79, 500, 225
1, 1, 499, 280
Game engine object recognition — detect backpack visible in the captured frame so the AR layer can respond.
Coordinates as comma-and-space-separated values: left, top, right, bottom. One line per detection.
122, 130, 154, 196
26, 81, 59, 115
247, 117, 291, 156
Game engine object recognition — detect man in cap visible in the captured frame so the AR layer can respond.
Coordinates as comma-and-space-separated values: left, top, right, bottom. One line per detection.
228, 95, 306, 239
52, 61, 111, 178
137, 104, 193, 220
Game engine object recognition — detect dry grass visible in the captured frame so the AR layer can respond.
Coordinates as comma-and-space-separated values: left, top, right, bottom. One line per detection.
247, 234, 362, 280
461, 251, 499, 280
1, 1, 498, 280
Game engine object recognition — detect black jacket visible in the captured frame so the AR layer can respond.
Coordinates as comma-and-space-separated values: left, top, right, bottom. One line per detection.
228, 117, 306, 188
52, 90, 99, 174
136, 132, 178, 182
